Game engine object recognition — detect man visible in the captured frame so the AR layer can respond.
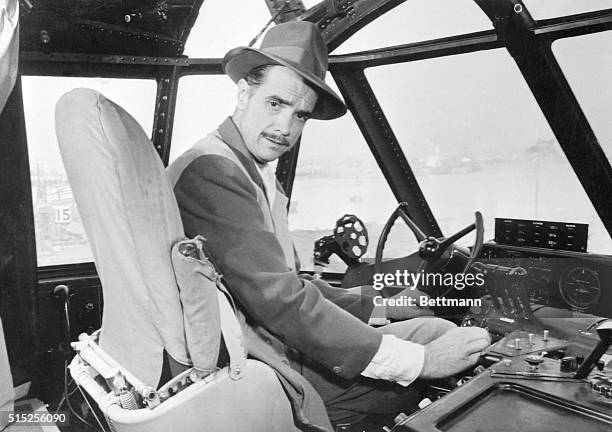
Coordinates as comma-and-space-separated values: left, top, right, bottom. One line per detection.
168, 21, 489, 430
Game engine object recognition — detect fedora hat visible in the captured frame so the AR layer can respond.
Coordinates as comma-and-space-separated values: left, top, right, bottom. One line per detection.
223, 21, 347, 120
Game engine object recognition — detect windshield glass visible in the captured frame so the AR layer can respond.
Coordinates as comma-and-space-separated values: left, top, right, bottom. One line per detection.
553, 31, 612, 168
365, 48, 612, 254
170, 75, 237, 162
288, 78, 416, 272
183, 0, 271, 58
22, 77, 156, 266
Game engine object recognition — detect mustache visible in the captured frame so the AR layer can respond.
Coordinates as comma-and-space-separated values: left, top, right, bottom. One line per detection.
261, 132, 290, 147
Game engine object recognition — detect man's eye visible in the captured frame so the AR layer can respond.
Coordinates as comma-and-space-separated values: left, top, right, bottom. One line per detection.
296, 113, 309, 121
269, 100, 279, 108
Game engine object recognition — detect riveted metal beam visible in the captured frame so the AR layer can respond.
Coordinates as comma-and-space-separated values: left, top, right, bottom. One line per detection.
330, 30, 501, 67
21, 51, 190, 66
20, 51, 189, 78
153, 66, 181, 165
534, 9, 612, 39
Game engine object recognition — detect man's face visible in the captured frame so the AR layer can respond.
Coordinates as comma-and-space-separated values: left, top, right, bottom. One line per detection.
234, 65, 318, 163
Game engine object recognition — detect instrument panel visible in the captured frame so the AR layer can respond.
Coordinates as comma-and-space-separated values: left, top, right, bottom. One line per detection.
479, 243, 612, 318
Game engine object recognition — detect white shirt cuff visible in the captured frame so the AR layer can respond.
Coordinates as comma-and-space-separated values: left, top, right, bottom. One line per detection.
361, 334, 425, 386
368, 295, 389, 326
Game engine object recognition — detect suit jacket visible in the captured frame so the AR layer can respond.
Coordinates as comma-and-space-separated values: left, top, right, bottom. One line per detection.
168, 117, 382, 430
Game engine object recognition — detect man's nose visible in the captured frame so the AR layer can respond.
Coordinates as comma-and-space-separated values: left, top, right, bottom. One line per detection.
274, 110, 293, 136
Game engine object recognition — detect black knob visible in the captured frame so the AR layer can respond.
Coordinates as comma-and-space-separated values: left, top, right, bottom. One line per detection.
576, 355, 584, 365
596, 360, 605, 371
560, 357, 575, 373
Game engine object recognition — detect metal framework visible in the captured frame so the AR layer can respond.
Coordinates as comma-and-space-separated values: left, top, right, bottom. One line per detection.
4, 0, 612, 378
475, 0, 612, 237
15, 1, 612, 239
16, 0, 612, 248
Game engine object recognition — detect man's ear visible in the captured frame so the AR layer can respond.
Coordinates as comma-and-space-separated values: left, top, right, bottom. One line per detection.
236, 79, 251, 111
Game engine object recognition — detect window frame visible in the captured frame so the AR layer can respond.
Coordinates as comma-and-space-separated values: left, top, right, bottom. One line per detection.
19, 60, 165, 274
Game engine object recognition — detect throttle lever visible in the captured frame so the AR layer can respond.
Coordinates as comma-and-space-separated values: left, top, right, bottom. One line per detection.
574, 319, 612, 379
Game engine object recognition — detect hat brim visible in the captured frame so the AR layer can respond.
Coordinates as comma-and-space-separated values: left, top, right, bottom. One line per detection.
223, 46, 347, 120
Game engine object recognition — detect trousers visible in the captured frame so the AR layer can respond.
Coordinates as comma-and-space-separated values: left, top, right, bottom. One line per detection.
301, 317, 456, 424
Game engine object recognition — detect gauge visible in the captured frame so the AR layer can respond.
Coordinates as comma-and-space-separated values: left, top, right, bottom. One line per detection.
558, 266, 601, 311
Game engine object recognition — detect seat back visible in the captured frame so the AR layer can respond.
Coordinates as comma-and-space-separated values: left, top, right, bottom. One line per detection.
56, 88, 190, 386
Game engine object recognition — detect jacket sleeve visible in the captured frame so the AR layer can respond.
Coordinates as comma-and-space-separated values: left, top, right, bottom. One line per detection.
305, 277, 375, 323
174, 155, 382, 379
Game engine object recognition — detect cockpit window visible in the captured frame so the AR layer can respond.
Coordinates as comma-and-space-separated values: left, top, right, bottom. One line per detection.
183, 0, 271, 58
552, 31, 612, 169
289, 79, 416, 272
169, 75, 237, 162
333, 0, 492, 54
22, 77, 157, 267
365, 48, 612, 254
523, 0, 612, 20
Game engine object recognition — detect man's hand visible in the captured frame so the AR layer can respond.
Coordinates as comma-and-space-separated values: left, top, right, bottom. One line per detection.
386, 287, 434, 320
419, 327, 491, 379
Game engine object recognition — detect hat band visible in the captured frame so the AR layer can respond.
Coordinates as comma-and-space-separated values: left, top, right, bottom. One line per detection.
262, 46, 326, 79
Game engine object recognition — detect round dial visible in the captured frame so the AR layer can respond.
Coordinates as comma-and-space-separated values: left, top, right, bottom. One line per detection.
558, 266, 601, 311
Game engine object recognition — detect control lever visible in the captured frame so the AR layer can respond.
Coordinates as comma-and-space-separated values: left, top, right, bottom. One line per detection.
574, 320, 612, 379
313, 214, 368, 267
52, 284, 73, 355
